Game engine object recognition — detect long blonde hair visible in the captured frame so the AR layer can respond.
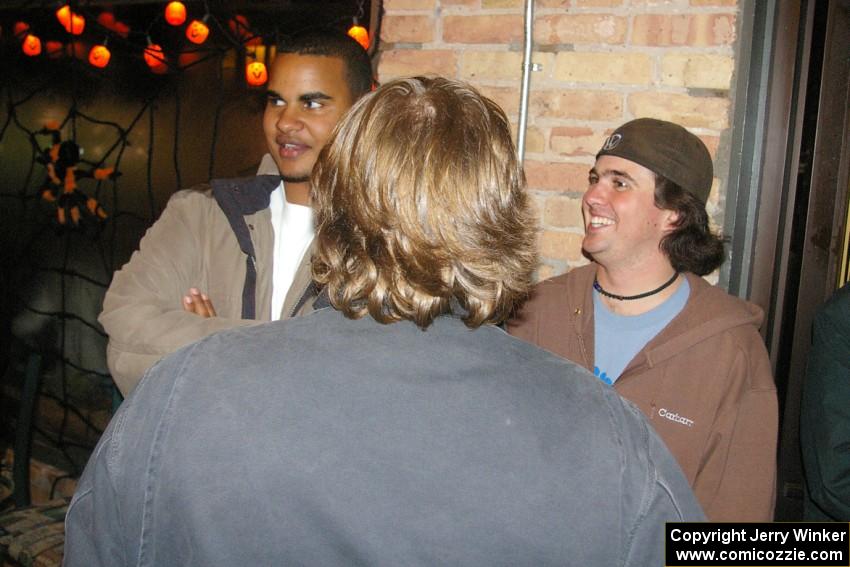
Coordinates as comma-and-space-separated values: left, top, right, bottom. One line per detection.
311, 76, 538, 328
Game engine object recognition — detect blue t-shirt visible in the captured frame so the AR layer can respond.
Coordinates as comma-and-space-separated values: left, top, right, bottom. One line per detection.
593, 278, 690, 385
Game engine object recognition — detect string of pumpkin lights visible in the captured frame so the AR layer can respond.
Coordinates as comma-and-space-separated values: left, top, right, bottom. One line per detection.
7, 2, 371, 86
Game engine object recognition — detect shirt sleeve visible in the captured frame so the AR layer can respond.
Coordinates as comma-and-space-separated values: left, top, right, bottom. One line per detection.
98, 189, 256, 396
801, 298, 850, 520
63, 426, 129, 567
692, 344, 778, 521
64, 345, 194, 566
624, 412, 706, 567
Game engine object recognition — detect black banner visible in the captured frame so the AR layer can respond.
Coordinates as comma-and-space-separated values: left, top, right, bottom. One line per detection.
666, 523, 850, 566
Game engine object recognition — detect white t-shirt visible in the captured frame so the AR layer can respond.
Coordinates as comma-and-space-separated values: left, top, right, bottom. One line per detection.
268, 182, 314, 320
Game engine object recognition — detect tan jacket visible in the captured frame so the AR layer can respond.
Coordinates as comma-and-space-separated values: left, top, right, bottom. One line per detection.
507, 264, 778, 521
100, 176, 315, 396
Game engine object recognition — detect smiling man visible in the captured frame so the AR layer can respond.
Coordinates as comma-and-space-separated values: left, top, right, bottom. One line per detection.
99, 30, 372, 395
508, 118, 778, 521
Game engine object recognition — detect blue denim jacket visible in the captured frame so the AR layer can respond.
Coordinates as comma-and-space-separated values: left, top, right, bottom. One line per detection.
64, 307, 703, 566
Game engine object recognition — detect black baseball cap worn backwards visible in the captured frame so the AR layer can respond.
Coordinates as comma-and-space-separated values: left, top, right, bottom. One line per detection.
595, 118, 714, 204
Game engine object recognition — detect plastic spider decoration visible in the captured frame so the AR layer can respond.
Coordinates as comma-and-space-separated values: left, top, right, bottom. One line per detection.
36, 122, 119, 227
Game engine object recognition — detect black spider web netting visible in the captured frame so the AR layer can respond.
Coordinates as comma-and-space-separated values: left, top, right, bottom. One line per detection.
0, 2, 372, 498
1, 50, 263, 497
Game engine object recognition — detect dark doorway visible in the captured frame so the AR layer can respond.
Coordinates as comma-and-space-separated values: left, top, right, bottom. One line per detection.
773, 0, 850, 520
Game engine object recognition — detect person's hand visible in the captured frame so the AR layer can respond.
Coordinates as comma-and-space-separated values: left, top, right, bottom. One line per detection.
183, 288, 217, 318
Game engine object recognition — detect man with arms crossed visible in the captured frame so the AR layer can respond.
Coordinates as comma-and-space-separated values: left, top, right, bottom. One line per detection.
509, 118, 778, 521
65, 78, 702, 566
99, 30, 372, 395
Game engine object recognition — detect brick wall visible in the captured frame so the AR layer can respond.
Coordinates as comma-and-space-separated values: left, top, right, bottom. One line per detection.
376, 0, 739, 280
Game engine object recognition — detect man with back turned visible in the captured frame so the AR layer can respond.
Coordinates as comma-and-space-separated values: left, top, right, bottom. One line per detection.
66, 81, 703, 566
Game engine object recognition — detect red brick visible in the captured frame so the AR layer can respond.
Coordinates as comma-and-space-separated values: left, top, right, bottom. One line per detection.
632, 14, 737, 47
520, 125, 546, 153
524, 161, 590, 192
477, 86, 520, 115
539, 230, 585, 262
699, 135, 720, 159
629, 0, 684, 6
461, 51, 521, 81
481, 0, 521, 7
377, 50, 458, 80
528, 194, 546, 221
461, 51, 554, 82
661, 54, 734, 89
553, 52, 652, 85
383, 0, 437, 8
530, 90, 623, 121
572, 0, 623, 5
535, 14, 628, 45
443, 15, 524, 44
550, 126, 600, 157
542, 195, 585, 228
381, 15, 435, 44
628, 92, 729, 129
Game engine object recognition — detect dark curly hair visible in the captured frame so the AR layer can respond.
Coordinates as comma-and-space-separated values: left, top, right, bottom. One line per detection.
655, 175, 726, 276
277, 29, 374, 100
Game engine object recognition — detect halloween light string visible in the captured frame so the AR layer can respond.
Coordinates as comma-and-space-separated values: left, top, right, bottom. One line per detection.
8, 2, 371, 85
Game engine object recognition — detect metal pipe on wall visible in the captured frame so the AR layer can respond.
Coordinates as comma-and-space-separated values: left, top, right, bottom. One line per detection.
368, 0, 381, 57
516, 0, 535, 162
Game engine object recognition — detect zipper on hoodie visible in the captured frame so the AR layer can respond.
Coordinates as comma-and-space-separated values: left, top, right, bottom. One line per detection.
573, 301, 642, 385
572, 307, 592, 371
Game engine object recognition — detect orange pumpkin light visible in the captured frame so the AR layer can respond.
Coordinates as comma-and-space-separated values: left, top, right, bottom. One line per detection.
228, 15, 259, 44
144, 43, 167, 71
114, 21, 130, 38
186, 19, 209, 45
165, 2, 187, 26
68, 14, 86, 35
46, 40, 65, 59
13, 21, 30, 39
98, 11, 115, 28
97, 12, 130, 38
88, 44, 111, 68
22, 34, 42, 56
347, 24, 369, 50
228, 15, 248, 39
245, 61, 268, 86
56, 5, 72, 29
67, 13, 86, 35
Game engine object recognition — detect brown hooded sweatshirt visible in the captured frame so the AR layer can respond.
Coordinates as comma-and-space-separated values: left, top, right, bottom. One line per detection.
507, 264, 778, 521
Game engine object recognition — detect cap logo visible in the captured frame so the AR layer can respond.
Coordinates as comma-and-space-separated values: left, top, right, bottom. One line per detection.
601, 133, 622, 151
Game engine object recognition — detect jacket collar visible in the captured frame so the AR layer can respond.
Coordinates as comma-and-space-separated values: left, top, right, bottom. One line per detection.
554, 264, 765, 375
209, 175, 281, 320
211, 175, 281, 216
